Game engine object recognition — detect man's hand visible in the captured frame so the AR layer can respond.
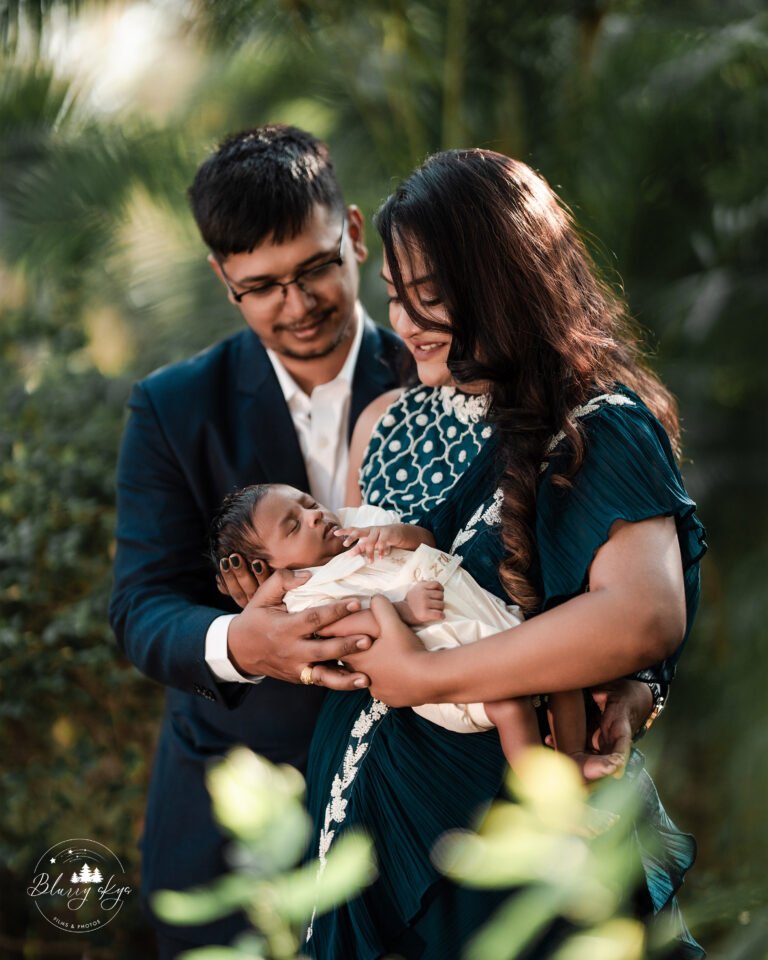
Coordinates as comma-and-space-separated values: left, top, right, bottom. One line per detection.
217, 553, 273, 608
226, 570, 373, 690
558, 679, 654, 782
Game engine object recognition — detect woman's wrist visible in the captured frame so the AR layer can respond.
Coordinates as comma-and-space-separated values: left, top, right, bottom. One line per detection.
416, 647, 457, 704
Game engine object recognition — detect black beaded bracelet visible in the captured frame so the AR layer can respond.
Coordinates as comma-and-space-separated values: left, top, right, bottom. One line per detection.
634, 681, 669, 740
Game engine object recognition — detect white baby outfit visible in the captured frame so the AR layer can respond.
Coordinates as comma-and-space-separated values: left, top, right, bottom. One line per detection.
285, 504, 523, 733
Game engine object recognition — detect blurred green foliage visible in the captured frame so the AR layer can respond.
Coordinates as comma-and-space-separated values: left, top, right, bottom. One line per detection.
436, 748, 648, 960
157, 747, 650, 960
153, 748, 375, 960
0, 0, 766, 955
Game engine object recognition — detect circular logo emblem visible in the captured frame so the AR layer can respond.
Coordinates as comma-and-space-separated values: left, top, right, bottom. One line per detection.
26, 838, 133, 933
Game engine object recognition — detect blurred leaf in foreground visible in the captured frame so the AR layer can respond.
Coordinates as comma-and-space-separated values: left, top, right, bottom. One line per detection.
152, 748, 375, 960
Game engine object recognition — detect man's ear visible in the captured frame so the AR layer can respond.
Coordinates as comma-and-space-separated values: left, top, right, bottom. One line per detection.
207, 253, 237, 305
346, 205, 368, 265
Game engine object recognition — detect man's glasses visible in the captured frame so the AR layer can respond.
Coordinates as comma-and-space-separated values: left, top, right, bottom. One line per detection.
219, 219, 347, 308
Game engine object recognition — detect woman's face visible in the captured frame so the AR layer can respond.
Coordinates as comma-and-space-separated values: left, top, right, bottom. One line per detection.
382, 248, 454, 388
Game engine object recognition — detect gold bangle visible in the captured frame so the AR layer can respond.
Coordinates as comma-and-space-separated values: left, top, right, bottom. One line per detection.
299, 665, 315, 686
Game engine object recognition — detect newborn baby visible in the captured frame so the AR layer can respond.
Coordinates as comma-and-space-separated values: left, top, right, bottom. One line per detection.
210, 483, 586, 769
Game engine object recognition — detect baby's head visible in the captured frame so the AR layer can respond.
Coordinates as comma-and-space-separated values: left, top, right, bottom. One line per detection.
210, 483, 346, 570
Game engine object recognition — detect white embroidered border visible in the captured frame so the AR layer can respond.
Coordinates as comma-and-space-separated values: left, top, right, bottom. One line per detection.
541, 393, 635, 471
306, 697, 390, 942
450, 486, 503, 553
449, 393, 636, 551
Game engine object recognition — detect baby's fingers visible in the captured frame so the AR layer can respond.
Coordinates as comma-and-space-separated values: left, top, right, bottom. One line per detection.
335, 526, 369, 548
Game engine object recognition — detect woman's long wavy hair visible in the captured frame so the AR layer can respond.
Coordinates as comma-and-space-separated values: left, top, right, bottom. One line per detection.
376, 149, 680, 615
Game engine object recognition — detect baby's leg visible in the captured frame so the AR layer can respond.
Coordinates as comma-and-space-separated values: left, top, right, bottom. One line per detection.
546, 690, 587, 757
484, 698, 542, 772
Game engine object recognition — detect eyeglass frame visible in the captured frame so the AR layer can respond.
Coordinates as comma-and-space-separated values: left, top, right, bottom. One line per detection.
216, 218, 347, 306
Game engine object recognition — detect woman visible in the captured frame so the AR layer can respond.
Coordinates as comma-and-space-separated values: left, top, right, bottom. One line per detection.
304, 150, 706, 959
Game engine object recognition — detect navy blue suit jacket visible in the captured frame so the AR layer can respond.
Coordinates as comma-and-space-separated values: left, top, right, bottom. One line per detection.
109, 317, 406, 943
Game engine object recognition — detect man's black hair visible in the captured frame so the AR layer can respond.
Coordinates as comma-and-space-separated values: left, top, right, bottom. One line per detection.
188, 124, 345, 258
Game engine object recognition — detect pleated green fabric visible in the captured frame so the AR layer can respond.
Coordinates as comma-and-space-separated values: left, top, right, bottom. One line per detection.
304, 385, 706, 959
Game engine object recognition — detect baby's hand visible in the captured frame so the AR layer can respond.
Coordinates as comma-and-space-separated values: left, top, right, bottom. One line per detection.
335, 524, 399, 561
335, 523, 433, 561
403, 581, 444, 625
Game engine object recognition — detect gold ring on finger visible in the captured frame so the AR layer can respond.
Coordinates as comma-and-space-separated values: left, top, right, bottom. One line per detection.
299, 665, 315, 686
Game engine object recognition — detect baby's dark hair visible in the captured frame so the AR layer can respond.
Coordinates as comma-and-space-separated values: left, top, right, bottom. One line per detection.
209, 484, 271, 568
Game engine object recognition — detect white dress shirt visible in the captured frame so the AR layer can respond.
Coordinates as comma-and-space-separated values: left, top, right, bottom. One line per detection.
205, 308, 365, 684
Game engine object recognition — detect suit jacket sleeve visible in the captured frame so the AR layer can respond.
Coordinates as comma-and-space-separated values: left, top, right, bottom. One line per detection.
108, 380, 247, 709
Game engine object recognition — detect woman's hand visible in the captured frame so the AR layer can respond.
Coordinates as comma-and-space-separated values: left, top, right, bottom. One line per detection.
342, 596, 432, 705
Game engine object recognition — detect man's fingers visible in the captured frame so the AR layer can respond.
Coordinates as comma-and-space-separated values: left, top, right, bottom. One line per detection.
300, 598, 361, 634
252, 568, 303, 608
306, 634, 372, 662
311, 663, 371, 691
582, 752, 628, 782
229, 554, 261, 604
250, 559, 270, 588
219, 559, 249, 608
606, 732, 632, 765
275, 568, 312, 592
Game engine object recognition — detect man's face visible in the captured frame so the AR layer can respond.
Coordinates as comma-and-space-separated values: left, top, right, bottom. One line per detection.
210, 204, 367, 361
252, 485, 346, 569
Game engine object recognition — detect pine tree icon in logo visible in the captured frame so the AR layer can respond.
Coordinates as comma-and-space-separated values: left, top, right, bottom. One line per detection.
75, 863, 105, 884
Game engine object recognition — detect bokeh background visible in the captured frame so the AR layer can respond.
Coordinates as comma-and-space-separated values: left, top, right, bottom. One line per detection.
0, 0, 766, 955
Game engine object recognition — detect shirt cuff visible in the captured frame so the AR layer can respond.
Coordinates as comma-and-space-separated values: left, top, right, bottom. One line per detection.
205, 614, 265, 684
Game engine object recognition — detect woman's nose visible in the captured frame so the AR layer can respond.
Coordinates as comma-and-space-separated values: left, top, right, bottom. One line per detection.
389, 301, 420, 337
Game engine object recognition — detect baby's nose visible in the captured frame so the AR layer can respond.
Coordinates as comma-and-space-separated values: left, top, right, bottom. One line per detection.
307, 509, 323, 526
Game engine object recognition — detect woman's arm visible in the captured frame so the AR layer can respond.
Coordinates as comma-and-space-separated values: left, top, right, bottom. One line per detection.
345, 515, 686, 706
345, 388, 403, 506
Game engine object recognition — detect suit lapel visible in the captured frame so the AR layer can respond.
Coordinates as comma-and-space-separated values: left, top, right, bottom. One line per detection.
234, 331, 310, 490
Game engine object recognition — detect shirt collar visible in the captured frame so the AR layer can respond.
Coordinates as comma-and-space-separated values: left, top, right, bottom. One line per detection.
266, 304, 364, 404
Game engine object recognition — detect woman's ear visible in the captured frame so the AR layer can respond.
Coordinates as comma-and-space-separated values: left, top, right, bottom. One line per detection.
346, 205, 369, 264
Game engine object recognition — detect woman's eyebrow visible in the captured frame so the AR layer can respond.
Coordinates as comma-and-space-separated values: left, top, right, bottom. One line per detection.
379, 271, 436, 287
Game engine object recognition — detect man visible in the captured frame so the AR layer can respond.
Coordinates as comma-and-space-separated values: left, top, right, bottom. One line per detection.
108, 125, 407, 955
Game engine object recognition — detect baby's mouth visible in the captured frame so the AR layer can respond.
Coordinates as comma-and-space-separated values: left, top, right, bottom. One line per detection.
323, 521, 340, 540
